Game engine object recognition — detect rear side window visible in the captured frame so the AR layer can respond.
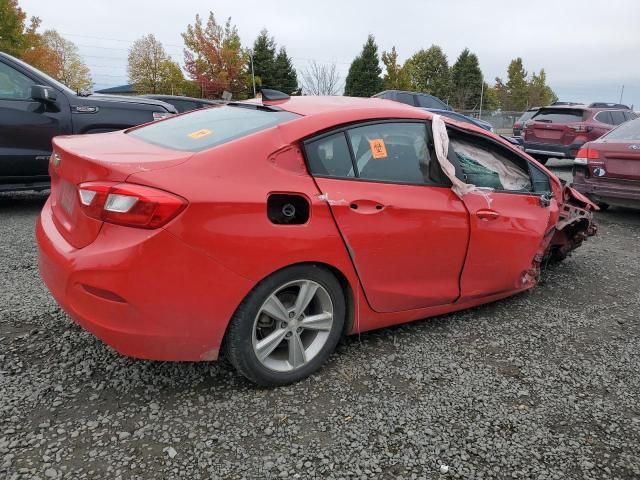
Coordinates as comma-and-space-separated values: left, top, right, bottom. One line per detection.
305, 133, 354, 178
610, 110, 627, 125
395, 92, 415, 106
595, 111, 614, 125
533, 108, 585, 123
603, 117, 640, 140
624, 111, 638, 121
128, 105, 299, 152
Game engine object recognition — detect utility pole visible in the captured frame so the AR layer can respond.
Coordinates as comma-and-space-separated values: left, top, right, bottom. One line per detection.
479, 77, 484, 118
619, 85, 625, 104
250, 50, 256, 97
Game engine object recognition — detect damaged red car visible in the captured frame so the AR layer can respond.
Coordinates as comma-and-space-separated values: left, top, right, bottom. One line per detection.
36, 91, 597, 386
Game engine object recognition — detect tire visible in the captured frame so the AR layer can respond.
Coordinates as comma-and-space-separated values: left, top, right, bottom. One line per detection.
597, 202, 610, 211
224, 264, 345, 386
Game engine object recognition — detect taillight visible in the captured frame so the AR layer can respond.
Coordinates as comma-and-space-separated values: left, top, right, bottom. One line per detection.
574, 147, 599, 165
77, 182, 187, 229
569, 124, 593, 133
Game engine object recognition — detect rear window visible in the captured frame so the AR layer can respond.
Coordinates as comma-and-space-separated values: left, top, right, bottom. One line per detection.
532, 108, 585, 123
517, 110, 537, 123
603, 117, 640, 141
128, 105, 299, 151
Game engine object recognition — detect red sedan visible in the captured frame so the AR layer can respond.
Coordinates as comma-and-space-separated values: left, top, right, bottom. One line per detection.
36, 91, 597, 386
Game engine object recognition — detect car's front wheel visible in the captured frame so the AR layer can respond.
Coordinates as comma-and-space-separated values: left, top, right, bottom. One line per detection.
224, 264, 345, 386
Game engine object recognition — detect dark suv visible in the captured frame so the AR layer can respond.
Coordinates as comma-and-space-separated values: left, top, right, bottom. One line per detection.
373, 90, 452, 110
0, 52, 177, 192
523, 103, 636, 164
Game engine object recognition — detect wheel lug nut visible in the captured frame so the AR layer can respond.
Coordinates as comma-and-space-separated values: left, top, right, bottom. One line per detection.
280, 322, 287, 329
296, 327, 302, 334
285, 332, 292, 338
288, 312, 295, 318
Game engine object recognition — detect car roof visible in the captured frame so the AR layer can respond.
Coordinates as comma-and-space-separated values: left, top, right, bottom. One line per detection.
375, 89, 439, 98
141, 94, 222, 104
262, 95, 424, 117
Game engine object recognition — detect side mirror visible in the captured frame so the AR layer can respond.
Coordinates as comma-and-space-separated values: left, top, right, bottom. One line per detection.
31, 85, 57, 103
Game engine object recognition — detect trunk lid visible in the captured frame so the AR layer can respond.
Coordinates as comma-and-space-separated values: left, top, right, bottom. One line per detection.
524, 107, 585, 146
593, 139, 640, 180
50, 131, 192, 248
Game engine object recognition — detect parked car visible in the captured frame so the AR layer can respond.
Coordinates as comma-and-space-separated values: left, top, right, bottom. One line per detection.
141, 94, 223, 113
512, 107, 539, 137
0, 52, 177, 192
572, 116, 640, 210
523, 103, 637, 164
373, 89, 452, 110
37, 91, 596, 386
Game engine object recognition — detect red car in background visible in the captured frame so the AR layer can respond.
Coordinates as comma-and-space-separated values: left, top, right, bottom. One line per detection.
523, 103, 637, 164
573, 116, 640, 210
36, 92, 597, 386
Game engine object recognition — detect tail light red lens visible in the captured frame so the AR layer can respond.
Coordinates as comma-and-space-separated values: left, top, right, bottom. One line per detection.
574, 147, 600, 166
569, 124, 593, 133
77, 182, 187, 229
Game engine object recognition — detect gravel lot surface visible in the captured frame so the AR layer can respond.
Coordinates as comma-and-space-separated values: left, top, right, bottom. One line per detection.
1, 167, 639, 479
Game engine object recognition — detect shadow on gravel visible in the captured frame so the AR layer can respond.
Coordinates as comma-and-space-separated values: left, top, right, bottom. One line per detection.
0, 190, 49, 211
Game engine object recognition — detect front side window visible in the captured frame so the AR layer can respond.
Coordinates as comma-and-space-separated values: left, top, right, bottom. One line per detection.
127, 105, 299, 152
347, 123, 432, 184
0, 62, 35, 100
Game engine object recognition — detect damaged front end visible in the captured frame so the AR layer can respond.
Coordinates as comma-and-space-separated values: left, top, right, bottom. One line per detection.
547, 186, 598, 262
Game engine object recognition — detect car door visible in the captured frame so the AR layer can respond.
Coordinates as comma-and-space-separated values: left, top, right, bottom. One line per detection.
304, 121, 469, 313
0, 59, 69, 183
447, 128, 559, 299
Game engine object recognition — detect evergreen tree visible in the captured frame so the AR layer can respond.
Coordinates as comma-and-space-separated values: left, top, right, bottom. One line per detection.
344, 35, 383, 97
450, 48, 483, 110
403, 45, 450, 100
381, 46, 410, 90
528, 69, 557, 107
250, 29, 276, 90
272, 47, 298, 95
505, 57, 529, 110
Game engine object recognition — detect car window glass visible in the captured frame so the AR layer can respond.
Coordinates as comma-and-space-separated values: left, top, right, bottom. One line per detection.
0, 62, 35, 100
305, 133, 354, 178
594, 111, 613, 124
395, 92, 415, 106
625, 111, 638, 121
346, 123, 432, 184
533, 108, 584, 123
170, 99, 199, 113
417, 95, 444, 109
610, 110, 627, 125
448, 130, 532, 192
128, 105, 299, 152
603, 117, 640, 140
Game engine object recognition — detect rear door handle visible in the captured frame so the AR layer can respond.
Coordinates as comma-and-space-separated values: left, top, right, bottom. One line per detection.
349, 200, 385, 214
476, 209, 500, 220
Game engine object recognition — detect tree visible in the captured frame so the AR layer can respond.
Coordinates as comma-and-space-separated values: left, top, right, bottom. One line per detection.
182, 12, 248, 99
300, 61, 341, 96
128, 34, 182, 94
481, 83, 500, 111
37, 30, 92, 92
403, 45, 450, 100
0, 0, 29, 56
344, 35, 383, 97
505, 57, 529, 111
272, 47, 298, 95
528, 69, 557, 107
450, 48, 483, 110
250, 29, 276, 90
381, 46, 410, 90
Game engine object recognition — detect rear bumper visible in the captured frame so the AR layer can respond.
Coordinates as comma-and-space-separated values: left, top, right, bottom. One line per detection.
36, 198, 254, 361
572, 170, 640, 208
524, 141, 585, 159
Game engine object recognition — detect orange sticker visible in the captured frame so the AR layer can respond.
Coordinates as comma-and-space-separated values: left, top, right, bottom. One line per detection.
188, 128, 212, 139
368, 138, 387, 159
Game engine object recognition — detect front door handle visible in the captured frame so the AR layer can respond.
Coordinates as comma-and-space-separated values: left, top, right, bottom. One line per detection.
476, 209, 500, 221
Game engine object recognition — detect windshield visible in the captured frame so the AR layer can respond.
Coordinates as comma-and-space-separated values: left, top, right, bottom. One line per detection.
9, 55, 76, 95
128, 104, 300, 152
602, 117, 640, 141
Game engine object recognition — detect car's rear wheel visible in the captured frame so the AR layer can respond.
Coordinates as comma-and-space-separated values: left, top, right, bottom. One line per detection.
597, 202, 610, 211
224, 264, 345, 386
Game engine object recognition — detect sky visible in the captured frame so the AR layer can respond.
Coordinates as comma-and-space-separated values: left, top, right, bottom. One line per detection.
20, 0, 640, 108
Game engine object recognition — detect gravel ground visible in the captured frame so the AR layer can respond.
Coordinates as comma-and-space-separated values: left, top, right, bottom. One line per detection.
1, 171, 639, 480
